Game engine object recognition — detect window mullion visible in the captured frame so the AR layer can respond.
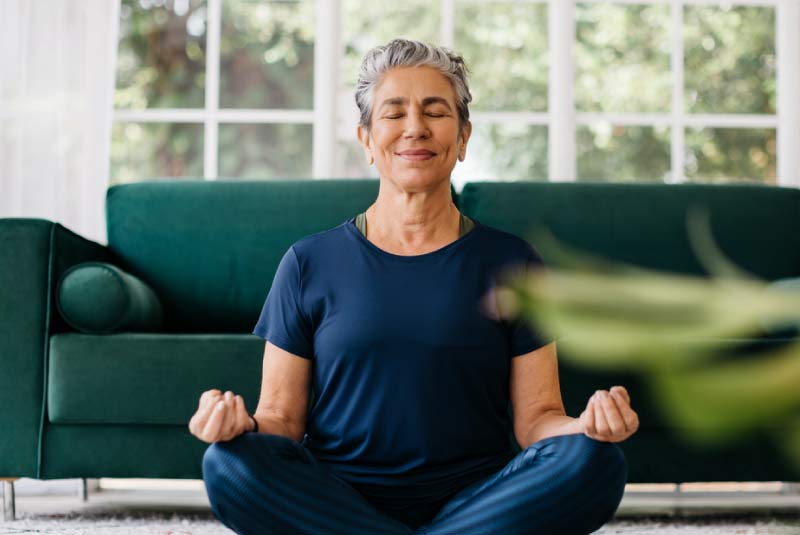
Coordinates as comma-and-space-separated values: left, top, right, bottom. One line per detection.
441, 0, 455, 48
313, 0, 340, 179
549, 0, 576, 181
777, 0, 800, 187
204, 0, 221, 180
670, 0, 685, 183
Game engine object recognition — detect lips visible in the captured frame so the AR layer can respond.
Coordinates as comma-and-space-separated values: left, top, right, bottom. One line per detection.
397, 149, 436, 161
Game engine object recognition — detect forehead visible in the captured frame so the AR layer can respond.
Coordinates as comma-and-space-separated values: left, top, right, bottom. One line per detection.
373, 66, 456, 105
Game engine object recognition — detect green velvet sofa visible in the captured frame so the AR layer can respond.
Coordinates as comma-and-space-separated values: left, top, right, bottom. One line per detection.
3, 179, 799, 519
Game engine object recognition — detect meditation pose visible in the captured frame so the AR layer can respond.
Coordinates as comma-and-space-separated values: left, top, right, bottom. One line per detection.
190, 38, 638, 535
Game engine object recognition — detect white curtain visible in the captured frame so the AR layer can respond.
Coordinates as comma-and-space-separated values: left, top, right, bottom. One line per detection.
0, 0, 120, 244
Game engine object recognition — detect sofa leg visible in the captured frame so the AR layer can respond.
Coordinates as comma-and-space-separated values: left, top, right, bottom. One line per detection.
2, 479, 17, 521
79, 478, 88, 502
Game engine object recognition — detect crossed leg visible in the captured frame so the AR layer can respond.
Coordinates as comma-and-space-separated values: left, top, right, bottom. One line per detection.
202, 433, 413, 535
415, 433, 628, 535
203, 432, 627, 535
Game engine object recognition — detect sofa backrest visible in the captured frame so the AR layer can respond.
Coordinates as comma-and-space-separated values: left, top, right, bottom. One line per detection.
107, 179, 800, 333
106, 179, 459, 333
460, 181, 800, 279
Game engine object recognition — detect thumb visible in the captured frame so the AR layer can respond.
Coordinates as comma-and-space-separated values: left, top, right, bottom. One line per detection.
578, 404, 591, 434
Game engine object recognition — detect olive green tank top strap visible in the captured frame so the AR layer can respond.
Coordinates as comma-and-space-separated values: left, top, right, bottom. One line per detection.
354, 211, 475, 238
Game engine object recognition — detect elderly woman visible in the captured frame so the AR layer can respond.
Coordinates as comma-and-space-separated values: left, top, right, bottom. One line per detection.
192, 39, 637, 535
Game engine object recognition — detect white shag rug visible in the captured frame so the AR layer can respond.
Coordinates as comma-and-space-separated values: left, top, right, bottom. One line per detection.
2, 512, 800, 535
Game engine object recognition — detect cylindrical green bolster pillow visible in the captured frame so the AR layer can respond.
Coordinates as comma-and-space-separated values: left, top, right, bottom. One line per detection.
56, 262, 164, 334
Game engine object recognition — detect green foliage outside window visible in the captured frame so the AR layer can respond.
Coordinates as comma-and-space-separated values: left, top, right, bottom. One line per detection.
111, 1, 779, 184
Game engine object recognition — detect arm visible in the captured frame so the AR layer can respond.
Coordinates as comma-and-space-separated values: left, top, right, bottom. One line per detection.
189, 340, 312, 443
510, 341, 582, 450
510, 341, 640, 448
251, 341, 312, 442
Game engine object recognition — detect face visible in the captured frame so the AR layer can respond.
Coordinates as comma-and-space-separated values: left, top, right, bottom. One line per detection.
357, 66, 471, 190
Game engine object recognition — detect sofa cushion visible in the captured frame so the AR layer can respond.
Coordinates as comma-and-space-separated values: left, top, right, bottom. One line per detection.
47, 333, 263, 425
459, 181, 800, 279
56, 262, 163, 334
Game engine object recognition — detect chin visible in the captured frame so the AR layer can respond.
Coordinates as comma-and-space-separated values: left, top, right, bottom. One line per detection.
392, 171, 451, 190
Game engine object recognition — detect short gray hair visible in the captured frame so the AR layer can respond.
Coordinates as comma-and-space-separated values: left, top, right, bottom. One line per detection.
355, 39, 472, 133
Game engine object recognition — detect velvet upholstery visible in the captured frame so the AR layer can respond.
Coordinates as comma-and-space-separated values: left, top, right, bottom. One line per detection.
56, 263, 163, 334
2, 179, 799, 484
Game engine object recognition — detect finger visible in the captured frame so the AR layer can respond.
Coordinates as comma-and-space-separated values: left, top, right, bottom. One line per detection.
610, 386, 630, 405
598, 391, 627, 437
200, 389, 222, 407
593, 396, 610, 438
202, 400, 228, 442
579, 404, 594, 436
610, 390, 639, 431
234, 395, 251, 433
583, 398, 597, 436
614, 397, 640, 434
191, 392, 223, 434
220, 398, 238, 440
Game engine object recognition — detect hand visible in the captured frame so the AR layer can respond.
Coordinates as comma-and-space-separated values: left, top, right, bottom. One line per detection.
188, 389, 255, 443
579, 386, 639, 443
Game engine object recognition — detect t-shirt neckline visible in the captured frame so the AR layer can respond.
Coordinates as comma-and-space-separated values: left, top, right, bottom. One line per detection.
345, 215, 483, 261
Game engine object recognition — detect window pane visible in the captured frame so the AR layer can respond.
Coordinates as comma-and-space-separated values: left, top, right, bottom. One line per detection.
116, 0, 207, 109
337, 139, 374, 179
684, 6, 775, 114
576, 3, 670, 113
220, 0, 314, 109
455, 1, 548, 112
452, 123, 547, 188
110, 122, 204, 183
577, 124, 670, 182
342, 0, 440, 89
218, 123, 313, 178
685, 128, 776, 183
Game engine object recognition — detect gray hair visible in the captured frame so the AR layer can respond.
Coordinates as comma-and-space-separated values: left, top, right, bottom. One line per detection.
355, 39, 472, 133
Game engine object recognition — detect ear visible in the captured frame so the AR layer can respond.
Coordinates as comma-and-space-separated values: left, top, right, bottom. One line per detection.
357, 124, 373, 162
458, 120, 473, 161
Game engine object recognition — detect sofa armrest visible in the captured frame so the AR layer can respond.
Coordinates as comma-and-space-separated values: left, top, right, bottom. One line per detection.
0, 218, 117, 478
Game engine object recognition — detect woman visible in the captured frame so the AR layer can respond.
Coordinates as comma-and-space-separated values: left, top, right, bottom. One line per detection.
191, 39, 638, 535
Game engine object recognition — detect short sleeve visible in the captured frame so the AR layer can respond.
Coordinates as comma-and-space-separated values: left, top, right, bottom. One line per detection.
507, 245, 553, 358
252, 246, 314, 359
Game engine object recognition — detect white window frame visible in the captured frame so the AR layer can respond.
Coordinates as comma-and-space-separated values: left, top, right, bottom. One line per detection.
112, 0, 800, 186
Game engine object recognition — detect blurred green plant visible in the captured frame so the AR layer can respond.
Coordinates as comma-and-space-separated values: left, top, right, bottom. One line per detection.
494, 206, 800, 465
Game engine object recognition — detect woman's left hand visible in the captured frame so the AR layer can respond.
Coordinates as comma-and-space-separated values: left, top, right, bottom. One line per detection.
579, 386, 639, 443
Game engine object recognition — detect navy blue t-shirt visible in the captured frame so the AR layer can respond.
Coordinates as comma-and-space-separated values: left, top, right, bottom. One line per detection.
252, 216, 550, 506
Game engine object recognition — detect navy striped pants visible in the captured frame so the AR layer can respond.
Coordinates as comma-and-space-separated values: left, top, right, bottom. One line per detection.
202, 432, 627, 535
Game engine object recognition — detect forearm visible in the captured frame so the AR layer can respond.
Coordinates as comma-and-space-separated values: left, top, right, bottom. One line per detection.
252, 412, 305, 443
517, 410, 583, 450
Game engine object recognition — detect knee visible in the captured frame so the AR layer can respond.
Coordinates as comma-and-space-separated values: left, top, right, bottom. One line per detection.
202, 433, 259, 498
202, 433, 304, 497
202, 440, 235, 502
572, 434, 628, 506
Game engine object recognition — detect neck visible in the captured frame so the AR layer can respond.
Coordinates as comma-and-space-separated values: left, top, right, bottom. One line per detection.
365, 184, 460, 249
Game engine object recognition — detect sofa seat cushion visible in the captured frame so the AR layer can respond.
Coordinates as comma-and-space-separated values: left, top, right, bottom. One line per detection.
48, 333, 263, 425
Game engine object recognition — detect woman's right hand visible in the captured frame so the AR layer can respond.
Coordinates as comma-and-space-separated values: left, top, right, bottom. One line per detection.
188, 389, 255, 443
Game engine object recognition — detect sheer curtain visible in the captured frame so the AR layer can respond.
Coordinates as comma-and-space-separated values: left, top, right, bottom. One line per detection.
0, 0, 120, 244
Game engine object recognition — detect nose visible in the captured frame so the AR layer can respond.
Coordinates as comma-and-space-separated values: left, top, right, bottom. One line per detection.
403, 110, 431, 139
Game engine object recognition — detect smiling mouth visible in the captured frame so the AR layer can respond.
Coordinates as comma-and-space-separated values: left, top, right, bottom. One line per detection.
397, 151, 436, 161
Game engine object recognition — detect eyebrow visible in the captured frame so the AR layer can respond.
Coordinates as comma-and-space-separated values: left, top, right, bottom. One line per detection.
378, 96, 453, 112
